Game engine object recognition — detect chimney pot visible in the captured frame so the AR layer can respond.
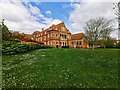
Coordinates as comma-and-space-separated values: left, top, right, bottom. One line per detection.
42, 28, 44, 31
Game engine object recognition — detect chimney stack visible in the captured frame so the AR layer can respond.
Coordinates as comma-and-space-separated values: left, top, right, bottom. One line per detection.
42, 28, 44, 31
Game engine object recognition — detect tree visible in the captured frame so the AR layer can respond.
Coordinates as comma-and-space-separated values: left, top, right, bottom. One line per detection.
84, 17, 113, 49
0, 19, 12, 41
0, 25, 2, 43
113, 2, 120, 19
113, 1, 120, 33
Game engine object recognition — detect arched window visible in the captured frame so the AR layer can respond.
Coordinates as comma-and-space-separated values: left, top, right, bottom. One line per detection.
63, 42, 64, 46
65, 42, 66, 46
77, 42, 79, 45
80, 42, 82, 45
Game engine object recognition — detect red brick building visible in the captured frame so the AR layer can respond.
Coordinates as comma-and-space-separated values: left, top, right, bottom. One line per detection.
31, 22, 89, 48
71, 33, 89, 48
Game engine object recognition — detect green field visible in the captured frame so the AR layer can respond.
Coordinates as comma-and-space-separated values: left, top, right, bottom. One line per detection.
2, 48, 118, 88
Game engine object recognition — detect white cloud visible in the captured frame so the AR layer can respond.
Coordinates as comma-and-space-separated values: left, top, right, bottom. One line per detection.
80, 0, 119, 2
0, 1, 61, 34
45, 10, 52, 15
29, 3, 40, 15
68, 1, 118, 39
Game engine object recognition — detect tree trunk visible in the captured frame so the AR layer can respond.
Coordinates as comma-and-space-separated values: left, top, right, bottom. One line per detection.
104, 44, 105, 48
92, 45, 94, 50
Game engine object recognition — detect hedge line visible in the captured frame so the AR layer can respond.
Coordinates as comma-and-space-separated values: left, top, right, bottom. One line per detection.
2, 41, 53, 55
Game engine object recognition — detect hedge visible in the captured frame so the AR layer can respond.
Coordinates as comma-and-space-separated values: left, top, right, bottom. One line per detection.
62, 46, 69, 48
2, 41, 53, 55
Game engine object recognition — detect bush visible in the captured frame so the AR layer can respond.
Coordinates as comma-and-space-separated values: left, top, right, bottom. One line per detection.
2, 42, 30, 55
62, 46, 69, 48
114, 42, 120, 48
2, 41, 53, 55
41, 45, 53, 49
11, 39, 21, 43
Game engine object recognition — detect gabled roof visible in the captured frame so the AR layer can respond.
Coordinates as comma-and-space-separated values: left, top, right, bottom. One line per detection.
46, 22, 71, 34
32, 31, 40, 34
32, 22, 71, 34
71, 33, 86, 40
48, 22, 64, 30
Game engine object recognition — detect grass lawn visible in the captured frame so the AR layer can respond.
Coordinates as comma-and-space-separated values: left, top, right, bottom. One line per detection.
2, 48, 119, 88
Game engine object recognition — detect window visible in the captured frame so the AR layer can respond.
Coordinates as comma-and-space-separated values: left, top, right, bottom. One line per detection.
77, 42, 79, 45
60, 42, 62, 46
40, 37, 42, 41
61, 27, 65, 31
56, 42, 58, 45
51, 33, 52, 37
65, 42, 66, 46
44, 36, 46, 40
56, 34, 58, 38
63, 42, 64, 46
80, 42, 82, 45
65, 35, 67, 39
49, 41, 51, 45
48, 41, 49, 45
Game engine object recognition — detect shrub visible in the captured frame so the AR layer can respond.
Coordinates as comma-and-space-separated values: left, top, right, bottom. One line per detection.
62, 46, 69, 48
2, 42, 31, 55
2, 41, 53, 55
11, 39, 21, 43
114, 42, 120, 48
40, 45, 53, 49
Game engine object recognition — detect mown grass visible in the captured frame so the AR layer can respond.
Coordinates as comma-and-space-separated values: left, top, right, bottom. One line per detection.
2, 48, 119, 88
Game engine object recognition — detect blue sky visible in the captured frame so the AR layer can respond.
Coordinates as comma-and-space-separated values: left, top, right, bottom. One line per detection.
0, 0, 119, 39
27, 2, 74, 24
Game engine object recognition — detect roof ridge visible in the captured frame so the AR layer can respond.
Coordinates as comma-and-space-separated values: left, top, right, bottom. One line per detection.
72, 32, 84, 35
55, 22, 64, 26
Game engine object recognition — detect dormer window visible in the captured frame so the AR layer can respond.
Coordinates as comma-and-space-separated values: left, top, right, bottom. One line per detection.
61, 27, 65, 31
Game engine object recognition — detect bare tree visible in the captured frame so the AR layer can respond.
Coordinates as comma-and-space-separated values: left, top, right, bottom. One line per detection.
84, 17, 113, 49
113, 2, 120, 28
113, 2, 120, 41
